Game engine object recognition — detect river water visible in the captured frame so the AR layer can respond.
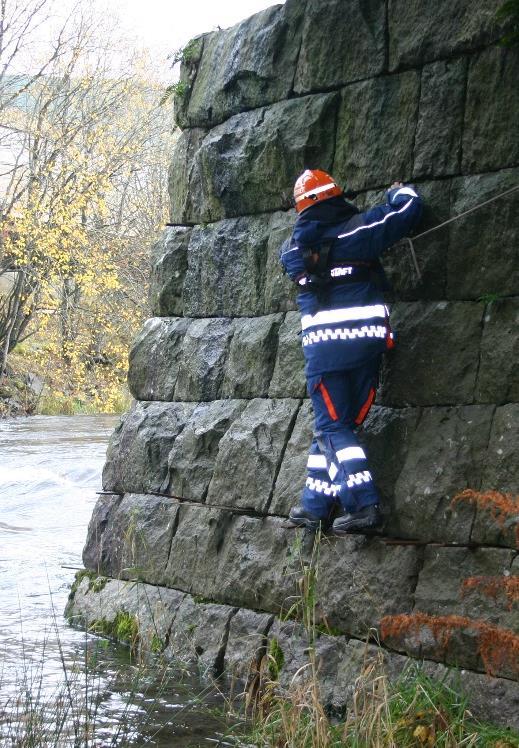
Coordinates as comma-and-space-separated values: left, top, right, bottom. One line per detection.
0, 415, 231, 747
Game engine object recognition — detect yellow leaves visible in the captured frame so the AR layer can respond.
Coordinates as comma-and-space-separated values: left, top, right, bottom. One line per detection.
412, 724, 434, 745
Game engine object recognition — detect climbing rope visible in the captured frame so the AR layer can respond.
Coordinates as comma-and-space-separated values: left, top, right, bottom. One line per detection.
404, 182, 519, 282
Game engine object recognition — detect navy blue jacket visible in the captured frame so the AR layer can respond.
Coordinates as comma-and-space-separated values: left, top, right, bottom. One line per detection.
280, 186, 422, 376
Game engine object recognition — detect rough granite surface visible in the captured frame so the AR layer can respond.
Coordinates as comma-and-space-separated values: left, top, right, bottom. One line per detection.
69, 0, 519, 726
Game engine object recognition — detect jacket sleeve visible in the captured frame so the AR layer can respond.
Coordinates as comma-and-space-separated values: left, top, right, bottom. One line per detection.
279, 236, 305, 282
341, 185, 422, 259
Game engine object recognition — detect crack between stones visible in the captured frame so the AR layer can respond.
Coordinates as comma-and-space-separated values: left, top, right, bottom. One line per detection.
213, 606, 240, 679
165, 504, 182, 573
165, 163, 519, 230
410, 65, 423, 178
457, 54, 470, 174
471, 300, 489, 406
263, 398, 304, 515
468, 402, 498, 545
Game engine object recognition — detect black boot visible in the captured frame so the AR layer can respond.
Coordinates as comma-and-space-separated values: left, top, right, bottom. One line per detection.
332, 504, 381, 535
288, 505, 329, 532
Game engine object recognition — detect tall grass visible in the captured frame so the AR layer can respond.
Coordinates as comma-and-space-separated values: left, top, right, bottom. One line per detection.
225, 530, 519, 748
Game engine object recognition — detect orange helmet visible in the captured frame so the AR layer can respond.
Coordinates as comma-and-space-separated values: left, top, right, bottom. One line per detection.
293, 169, 343, 214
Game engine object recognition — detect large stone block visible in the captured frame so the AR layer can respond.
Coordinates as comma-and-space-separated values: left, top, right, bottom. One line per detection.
471, 404, 519, 549
128, 317, 190, 402
317, 535, 421, 638
175, 0, 305, 128
102, 402, 196, 495
182, 215, 271, 317
381, 301, 483, 406
174, 318, 234, 401
164, 596, 237, 677
224, 609, 274, 687
168, 128, 207, 223
476, 298, 519, 404
447, 169, 519, 299
66, 577, 185, 654
377, 179, 451, 301
293, 0, 385, 93
414, 546, 518, 631
263, 210, 297, 314
359, 405, 421, 506
413, 58, 467, 178
205, 398, 301, 512
388, 0, 507, 70
220, 315, 282, 399
268, 312, 306, 398
334, 72, 419, 191
165, 399, 246, 501
149, 227, 191, 317
390, 406, 494, 543
169, 93, 338, 223
463, 45, 519, 173
269, 400, 313, 517
83, 494, 180, 583
165, 509, 301, 612
481, 403, 519, 504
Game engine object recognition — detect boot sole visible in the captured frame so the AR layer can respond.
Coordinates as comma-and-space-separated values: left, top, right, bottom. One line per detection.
288, 517, 329, 532
333, 518, 381, 536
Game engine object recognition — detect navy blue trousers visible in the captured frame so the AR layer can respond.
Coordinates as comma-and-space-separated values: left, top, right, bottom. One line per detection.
301, 354, 381, 518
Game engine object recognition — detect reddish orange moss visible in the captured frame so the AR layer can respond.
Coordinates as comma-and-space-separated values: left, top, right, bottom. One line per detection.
461, 576, 519, 609
451, 489, 519, 548
380, 612, 519, 677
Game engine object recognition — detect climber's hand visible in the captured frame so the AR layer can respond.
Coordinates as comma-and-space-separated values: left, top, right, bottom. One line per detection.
390, 181, 404, 189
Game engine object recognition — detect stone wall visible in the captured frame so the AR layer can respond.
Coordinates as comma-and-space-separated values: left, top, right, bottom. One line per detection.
67, 0, 519, 726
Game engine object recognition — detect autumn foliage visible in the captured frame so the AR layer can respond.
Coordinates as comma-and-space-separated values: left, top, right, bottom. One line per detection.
451, 489, 519, 547
380, 612, 519, 678
461, 575, 519, 609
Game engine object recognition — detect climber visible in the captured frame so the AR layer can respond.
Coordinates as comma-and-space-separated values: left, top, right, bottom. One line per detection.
280, 169, 422, 535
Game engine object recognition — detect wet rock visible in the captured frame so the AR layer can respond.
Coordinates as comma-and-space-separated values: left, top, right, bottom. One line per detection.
317, 535, 420, 638
170, 93, 338, 223
476, 298, 519, 404
388, 0, 506, 70
263, 210, 297, 314
380, 301, 483, 406
294, 0, 385, 93
175, 0, 305, 128
166, 399, 246, 501
334, 72, 419, 191
128, 317, 190, 401
359, 405, 421, 507
164, 596, 237, 677
83, 494, 179, 584
182, 215, 271, 317
463, 45, 519, 173
414, 546, 518, 630
149, 227, 191, 316
268, 312, 306, 398
269, 400, 314, 517
447, 168, 519, 300
379, 179, 451, 301
205, 398, 301, 512
67, 577, 185, 654
390, 406, 494, 543
413, 58, 467, 178
164, 509, 301, 612
220, 315, 282, 399
482, 404, 519, 493
168, 128, 207, 224
224, 609, 274, 688
174, 318, 233, 401
102, 402, 196, 495
471, 404, 519, 548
